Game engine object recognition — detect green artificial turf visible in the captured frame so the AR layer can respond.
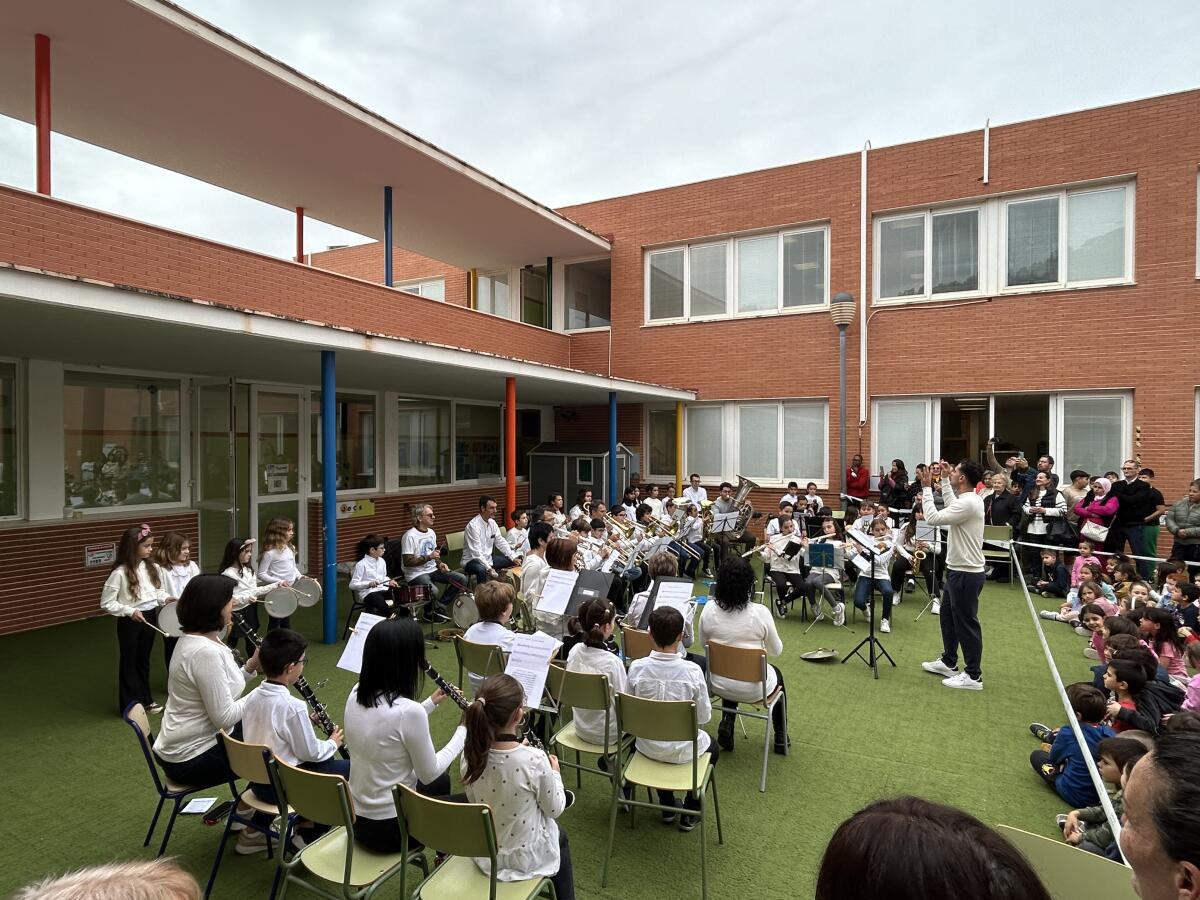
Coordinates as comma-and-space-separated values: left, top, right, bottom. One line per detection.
0, 575, 1097, 899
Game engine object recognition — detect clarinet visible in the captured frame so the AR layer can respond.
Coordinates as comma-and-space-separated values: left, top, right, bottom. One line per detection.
424, 663, 470, 711
231, 611, 349, 759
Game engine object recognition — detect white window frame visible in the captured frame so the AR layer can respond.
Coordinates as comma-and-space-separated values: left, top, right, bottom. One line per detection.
63, 365, 192, 516
310, 389, 381, 498
0, 356, 22, 521
475, 269, 515, 320
555, 254, 613, 334
870, 397, 936, 474
874, 206, 985, 304
1051, 391, 1132, 479
678, 400, 830, 488
643, 224, 830, 325
394, 277, 446, 301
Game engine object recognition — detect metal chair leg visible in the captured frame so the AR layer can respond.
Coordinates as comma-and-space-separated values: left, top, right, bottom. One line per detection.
144, 795, 166, 847
203, 812, 238, 898
157, 797, 184, 857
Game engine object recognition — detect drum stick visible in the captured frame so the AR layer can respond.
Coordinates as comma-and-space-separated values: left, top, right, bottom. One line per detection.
140, 618, 170, 637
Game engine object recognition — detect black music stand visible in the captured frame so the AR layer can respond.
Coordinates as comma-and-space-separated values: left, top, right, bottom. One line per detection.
840, 540, 896, 679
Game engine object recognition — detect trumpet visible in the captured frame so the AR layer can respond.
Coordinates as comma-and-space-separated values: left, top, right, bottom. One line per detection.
603, 513, 635, 540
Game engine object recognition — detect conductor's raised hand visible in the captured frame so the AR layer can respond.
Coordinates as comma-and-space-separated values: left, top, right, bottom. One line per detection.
938, 460, 955, 478
918, 466, 934, 488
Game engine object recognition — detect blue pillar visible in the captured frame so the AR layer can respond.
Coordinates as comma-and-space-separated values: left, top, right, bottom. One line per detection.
321, 350, 337, 644
608, 391, 618, 505
383, 185, 394, 287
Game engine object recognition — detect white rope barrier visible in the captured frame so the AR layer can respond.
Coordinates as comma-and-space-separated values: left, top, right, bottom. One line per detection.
1003, 537, 1199, 568
1007, 542, 1128, 861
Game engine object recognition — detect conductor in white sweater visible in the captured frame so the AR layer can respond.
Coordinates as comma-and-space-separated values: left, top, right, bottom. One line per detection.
919, 459, 987, 691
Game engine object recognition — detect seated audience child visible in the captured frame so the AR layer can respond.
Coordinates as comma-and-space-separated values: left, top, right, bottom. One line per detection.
1061, 736, 1148, 857
1070, 539, 1101, 585
1029, 684, 1114, 807
1028, 548, 1069, 598
1139, 607, 1187, 683
1104, 659, 1148, 734
1126, 580, 1152, 612
1184, 643, 1200, 712
1110, 645, 1185, 734
461, 581, 518, 694
1178, 582, 1200, 631
624, 606, 717, 832
1151, 561, 1185, 607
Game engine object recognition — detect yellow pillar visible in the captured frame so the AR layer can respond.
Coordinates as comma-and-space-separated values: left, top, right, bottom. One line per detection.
675, 401, 684, 497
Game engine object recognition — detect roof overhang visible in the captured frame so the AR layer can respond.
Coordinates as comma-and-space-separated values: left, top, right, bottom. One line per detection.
0, 0, 610, 269
0, 265, 694, 406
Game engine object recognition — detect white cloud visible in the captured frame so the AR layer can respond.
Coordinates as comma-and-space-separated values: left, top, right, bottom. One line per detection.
2, 0, 1197, 257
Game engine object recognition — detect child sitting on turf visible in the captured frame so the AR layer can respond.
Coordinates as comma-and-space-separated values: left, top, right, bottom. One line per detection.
1079, 603, 1111, 661
1126, 580, 1152, 612
1177, 583, 1200, 631
1104, 659, 1148, 734
1029, 683, 1114, 808
1061, 736, 1148, 856
1182, 643, 1200, 711
1109, 645, 1184, 734
624, 606, 716, 833
1070, 539, 1102, 588
1029, 548, 1070, 598
1150, 562, 1185, 607
1139, 606, 1188, 684
462, 581, 518, 694
1041, 580, 1114, 631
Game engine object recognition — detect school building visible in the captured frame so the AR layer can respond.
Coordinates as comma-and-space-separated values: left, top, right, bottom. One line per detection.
1, 0, 1199, 636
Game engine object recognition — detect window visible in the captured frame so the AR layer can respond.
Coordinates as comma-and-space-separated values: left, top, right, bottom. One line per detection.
646, 226, 828, 322
876, 208, 980, 301
397, 397, 451, 488
931, 210, 979, 293
64, 372, 182, 510
879, 216, 926, 298
1006, 197, 1059, 286
1067, 188, 1126, 282
311, 393, 376, 491
564, 260, 611, 329
685, 406, 723, 477
738, 405, 778, 479
395, 277, 445, 301
576, 458, 593, 485
477, 271, 509, 317
1059, 395, 1128, 479
646, 407, 678, 478
0, 362, 16, 517
782, 403, 826, 481
521, 268, 549, 328
455, 403, 501, 481
873, 399, 931, 475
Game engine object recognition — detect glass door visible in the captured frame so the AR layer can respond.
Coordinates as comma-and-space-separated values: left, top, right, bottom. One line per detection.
251, 387, 307, 569
194, 379, 237, 572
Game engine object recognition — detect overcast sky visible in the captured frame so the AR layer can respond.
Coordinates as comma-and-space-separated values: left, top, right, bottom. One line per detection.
2, 0, 1198, 258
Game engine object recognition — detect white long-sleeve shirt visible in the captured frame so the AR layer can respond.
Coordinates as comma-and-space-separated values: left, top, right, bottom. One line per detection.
762, 533, 805, 574
343, 687, 467, 820
461, 620, 517, 693
922, 480, 985, 573
462, 746, 565, 883
506, 526, 530, 556
349, 555, 391, 601
222, 565, 278, 610
682, 485, 708, 507
153, 634, 255, 763
100, 562, 168, 616
160, 561, 199, 600
242, 680, 338, 767
258, 546, 302, 584
625, 651, 711, 764
565, 643, 626, 746
463, 514, 516, 567
520, 554, 550, 602
697, 601, 782, 702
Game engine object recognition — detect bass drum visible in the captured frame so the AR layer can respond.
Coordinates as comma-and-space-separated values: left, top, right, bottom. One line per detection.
452, 592, 480, 630
156, 600, 183, 637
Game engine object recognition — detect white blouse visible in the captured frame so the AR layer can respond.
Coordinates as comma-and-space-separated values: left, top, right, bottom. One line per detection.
100, 562, 168, 616
258, 546, 302, 584
696, 601, 782, 702
153, 634, 254, 763
160, 561, 199, 600
221, 565, 278, 610
462, 746, 565, 882
565, 642, 626, 745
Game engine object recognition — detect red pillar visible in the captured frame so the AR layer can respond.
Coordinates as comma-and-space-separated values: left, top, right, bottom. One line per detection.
34, 34, 51, 195
295, 207, 305, 263
505, 377, 517, 521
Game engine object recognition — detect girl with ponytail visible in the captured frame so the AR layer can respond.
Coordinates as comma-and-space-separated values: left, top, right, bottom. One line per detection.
563, 598, 626, 748
461, 674, 575, 899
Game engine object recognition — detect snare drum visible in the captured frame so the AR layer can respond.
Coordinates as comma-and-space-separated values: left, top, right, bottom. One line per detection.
156, 600, 183, 637
263, 586, 299, 620
395, 584, 431, 615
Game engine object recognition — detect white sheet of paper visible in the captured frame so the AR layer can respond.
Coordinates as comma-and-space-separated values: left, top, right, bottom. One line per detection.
916, 522, 937, 542
651, 580, 696, 617
535, 569, 578, 617
182, 797, 218, 814
504, 630, 562, 706
712, 511, 739, 533
337, 612, 386, 674
851, 553, 872, 574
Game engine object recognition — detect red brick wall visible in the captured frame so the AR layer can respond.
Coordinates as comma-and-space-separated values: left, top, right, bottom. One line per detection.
0, 186, 570, 369
553, 404, 645, 460
310, 244, 470, 308
0, 511, 198, 635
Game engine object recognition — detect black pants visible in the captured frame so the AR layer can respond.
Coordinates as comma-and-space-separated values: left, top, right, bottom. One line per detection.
1172, 542, 1200, 565
720, 665, 787, 738
1030, 748, 1057, 785
361, 589, 398, 617
890, 556, 937, 597
116, 613, 157, 714
155, 726, 241, 790
353, 774, 463, 853
939, 570, 986, 680
768, 571, 805, 607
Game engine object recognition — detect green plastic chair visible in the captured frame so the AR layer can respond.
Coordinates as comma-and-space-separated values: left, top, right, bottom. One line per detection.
550, 669, 626, 791
603, 693, 722, 900
271, 760, 427, 900
392, 783, 556, 900
705, 639, 788, 792
454, 636, 507, 696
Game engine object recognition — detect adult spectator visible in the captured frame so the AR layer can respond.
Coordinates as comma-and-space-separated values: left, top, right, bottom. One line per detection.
815, 796, 1051, 900
1035, 454, 1060, 489
1111, 459, 1152, 563
462, 495, 521, 584
1166, 479, 1200, 566
1120, 730, 1200, 900
1137, 469, 1167, 577
983, 473, 1021, 580
879, 459, 909, 516
1061, 469, 1092, 526
1019, 471, 1069, 570
846, 454, 870, 505
14, 859, 201, 900
1074, 477, 1121, 554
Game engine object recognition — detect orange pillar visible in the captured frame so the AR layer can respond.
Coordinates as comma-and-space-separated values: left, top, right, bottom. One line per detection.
505, 377, 517, 520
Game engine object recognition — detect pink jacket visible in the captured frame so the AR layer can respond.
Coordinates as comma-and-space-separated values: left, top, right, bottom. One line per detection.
1074, 495, 1118, 527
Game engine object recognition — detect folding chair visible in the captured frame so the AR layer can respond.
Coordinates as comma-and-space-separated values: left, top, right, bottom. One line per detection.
620, 625, 653, 664
983, 524, 1014, 583
550, 669, 626, 791
453, 636, 507, 697
122, 702, 209, 857
704, 640, 787, 792
205, 731, 292, 898
603, 693, 722, 900
271, 760, 426, 900
393, 784, 556, 899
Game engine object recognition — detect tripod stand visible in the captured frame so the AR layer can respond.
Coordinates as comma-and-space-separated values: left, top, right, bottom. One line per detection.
841, 541, 896, 679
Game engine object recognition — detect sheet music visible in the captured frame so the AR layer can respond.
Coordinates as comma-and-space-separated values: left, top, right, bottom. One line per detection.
336, 612, 385, 674
504, 630, 562, 706
711, 511, 739, 533
915, 522, 936, 542
535, 569, 578, 617
850, 552, 872, 574
638, 577, 695, 629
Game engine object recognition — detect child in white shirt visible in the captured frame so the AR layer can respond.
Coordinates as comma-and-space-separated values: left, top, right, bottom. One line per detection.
564, 599, 626, 748
507, 509, 531, 557
257, 517, 304, 629
462, 582, 518, 694
849, 517, 896, 633
349, 533, 399, 616
219, 537, 279, 656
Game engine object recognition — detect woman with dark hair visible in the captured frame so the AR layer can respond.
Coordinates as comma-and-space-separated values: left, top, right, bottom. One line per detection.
101, 524, 170, 714
815, 796, 1051, 900
343, 618, 465, 853
879, 459, 909, 517
152, 574, 261, 788
533, 536, 579, 638
461, 674, 574, 899
696, 558, 787, 754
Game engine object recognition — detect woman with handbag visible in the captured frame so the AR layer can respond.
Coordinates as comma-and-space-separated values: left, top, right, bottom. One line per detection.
1019, 472, 1068, 573
1074, 476, 1121, 556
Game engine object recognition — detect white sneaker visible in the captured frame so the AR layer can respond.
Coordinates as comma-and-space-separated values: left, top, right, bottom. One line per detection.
832, 602, 846, 627
931, 598, 941, 615
1083, 646, 1100, 660
905, 578, 915, 592
881, 618, 891, 633
1039, 610, 1060, 621
892, 592, 902, 607
922, 658, 957, 677
942, 671, 983, 691
1074, 625, 1090, 637
863, 603, 872, 622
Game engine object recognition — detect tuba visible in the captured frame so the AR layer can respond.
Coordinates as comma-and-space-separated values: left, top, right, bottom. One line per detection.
733, 474, 759, 533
